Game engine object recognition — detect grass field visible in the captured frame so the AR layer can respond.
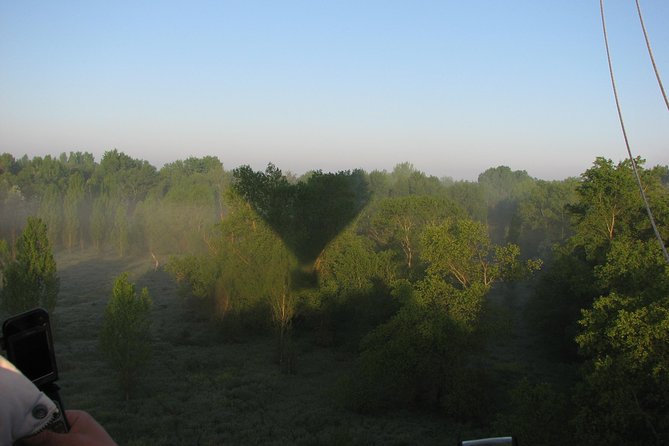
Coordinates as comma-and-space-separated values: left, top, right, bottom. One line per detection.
49, 250, 497, 446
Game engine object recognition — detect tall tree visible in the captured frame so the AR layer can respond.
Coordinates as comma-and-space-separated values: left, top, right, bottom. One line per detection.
516, 178, 578, 256
62, 172, 85, 250
568, 157, 659, 263
574, 238, 669, 445
89, 195, 110, 251
344, 215, 528, 416
317, 230, 388, 296
2, 185, 31, 253
231, 164, 369, 265
445, 180, 487, 222
0, 217, 60, 315
478, 166, 535, 244
94, 149, 157, 206
528, 157, 668, 359
38, 184, 63, 247
99, 272, 152, 400
364, 195, 461, 275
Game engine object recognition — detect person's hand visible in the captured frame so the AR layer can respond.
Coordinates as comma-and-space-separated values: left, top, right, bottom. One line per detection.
21, 410, 117, 446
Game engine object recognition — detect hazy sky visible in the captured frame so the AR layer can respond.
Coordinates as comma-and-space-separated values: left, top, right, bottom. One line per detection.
1, 1, 667, 180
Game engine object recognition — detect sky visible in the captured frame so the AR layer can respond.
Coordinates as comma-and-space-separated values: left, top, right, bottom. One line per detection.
0, 1, 667, 181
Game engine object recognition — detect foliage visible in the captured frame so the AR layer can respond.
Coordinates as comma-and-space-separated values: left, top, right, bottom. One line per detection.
62, 172, 86, 250
516, 158, 669, 444
310, 229, 402, 348
342, 296, 493, 420
526, 247, 598, 359
4, 151, 669, 443
93, 149, 158, 205
572, 238, 669, 444
421, 218, 537, 291
38, 184, 63, 246
0, 239, 9, 291
516, 178, 578, 256
317, 229, 394, 297
444, 180, 487, 222
166, 254, 219, 300
367, 162, 446, 198
528, 157, 669, 361
493, 379, 571, 445
232, 164, 369, 265
219, 195, 299, 365
0, 217, 60, 314
343, 215, 518, 418
478, 166, 535, 244
478, 166, 534, 206
364, 195, 462, 275
567, 158, 669, 265
99, 272, 152, 400
89, 195, 110, 250
112, 201, 129, 257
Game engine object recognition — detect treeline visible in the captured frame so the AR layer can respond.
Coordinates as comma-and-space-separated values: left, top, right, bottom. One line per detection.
0, 150, 227, 260
2, 150, 669, 444
0, 150, 576, 260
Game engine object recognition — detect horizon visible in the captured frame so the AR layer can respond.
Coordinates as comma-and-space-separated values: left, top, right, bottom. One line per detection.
1, 1, 667, 182
6, 148, 665, 184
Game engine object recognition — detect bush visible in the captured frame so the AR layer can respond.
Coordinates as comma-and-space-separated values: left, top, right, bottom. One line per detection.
99, 272, 152, 399
1, 217, 60, 315
341, 302, 491, 421
493, 379, 571, 445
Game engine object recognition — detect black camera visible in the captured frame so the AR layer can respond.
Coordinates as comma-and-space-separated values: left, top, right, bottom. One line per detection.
2, 308, 70, 433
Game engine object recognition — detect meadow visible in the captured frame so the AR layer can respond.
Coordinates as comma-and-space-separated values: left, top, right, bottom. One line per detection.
51, 249, 502, 446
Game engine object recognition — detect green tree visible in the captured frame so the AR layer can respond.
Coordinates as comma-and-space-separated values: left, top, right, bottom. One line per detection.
568, 157, 662, 263
167, 191, 298, 364
478, 166, 535, 244
112, 200, 128, 257
2, 185, 31, 253
231, 164, 369, 266
291, 169, 369, 264
38, 184, 63, 247
516, 178, 578, 256
317, 230, 386, 296
572, 238, 669, 445
62, 172, 85, 250
138, 156, 228, 258
422, 218, 538, 291
1, 217, 60, 314
478, 165, 534, 206
217, 194, 297, 364
14, 155, 67, 200
99, 272, 152, 400
445, 180, 487, 222
0, 239, 9, 292
344, 216, 525, 417
494, 379, 571, 446
364, 195, 461, 275
93, 150, 157, 205
528, 157, 668, 360
90, 195, 110, 251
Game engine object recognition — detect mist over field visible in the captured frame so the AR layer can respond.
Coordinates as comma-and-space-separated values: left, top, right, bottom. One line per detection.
1, 150, 668, 445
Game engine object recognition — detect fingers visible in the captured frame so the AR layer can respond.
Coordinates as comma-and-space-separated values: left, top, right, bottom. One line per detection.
20, 410, 117, 446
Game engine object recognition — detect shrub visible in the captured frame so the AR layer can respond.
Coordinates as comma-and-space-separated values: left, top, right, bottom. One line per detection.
1, 217, 60, 315
99, 272, 152, 399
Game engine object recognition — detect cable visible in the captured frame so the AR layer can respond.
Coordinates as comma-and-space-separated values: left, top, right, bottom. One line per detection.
635, 0, 669, 112
599, 0, 669, 265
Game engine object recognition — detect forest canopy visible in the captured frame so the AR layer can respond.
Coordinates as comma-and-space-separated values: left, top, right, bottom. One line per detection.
1, 151, 668, 445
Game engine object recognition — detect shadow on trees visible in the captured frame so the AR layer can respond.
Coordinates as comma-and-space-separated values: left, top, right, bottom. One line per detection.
231, 164, 370, 266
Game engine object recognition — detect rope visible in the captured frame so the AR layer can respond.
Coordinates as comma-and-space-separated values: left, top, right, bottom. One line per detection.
599, 0, 669, 265
635, 0, 669, 112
